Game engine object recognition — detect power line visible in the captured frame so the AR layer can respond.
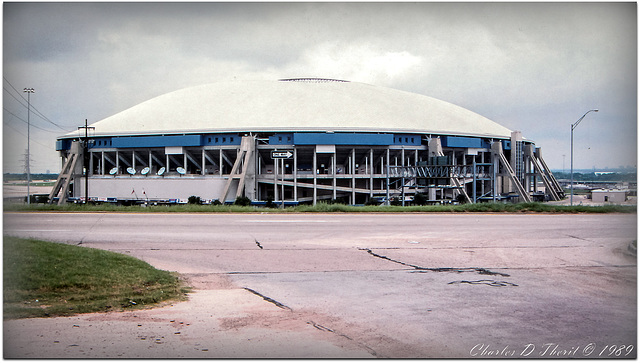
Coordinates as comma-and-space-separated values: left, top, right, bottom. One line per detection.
2, 77, 73, 131
3, 120, 55, 150
3, 80, 70, 131
3, 86, 29, 108
3, 107, 61, 133
3, 83, 70, 131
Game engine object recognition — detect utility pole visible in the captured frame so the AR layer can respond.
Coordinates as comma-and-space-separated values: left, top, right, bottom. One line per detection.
23, 88, 34, 204
78, 119, 95, 204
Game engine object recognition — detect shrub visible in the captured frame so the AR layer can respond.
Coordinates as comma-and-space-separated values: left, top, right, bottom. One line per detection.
211, 199, 222, 206
327, 198, 347, 205
234, 196, 251, 206
187, 195, 202, 205
265, 197, 276, 208
456, 193, 468, 204
413, 193, 428, 206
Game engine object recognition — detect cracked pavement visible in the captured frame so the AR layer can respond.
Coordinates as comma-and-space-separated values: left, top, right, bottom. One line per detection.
3, 212, 637, 358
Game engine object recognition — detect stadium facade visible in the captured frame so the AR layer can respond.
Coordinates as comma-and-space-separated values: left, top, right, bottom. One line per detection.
51, 78, 563, 205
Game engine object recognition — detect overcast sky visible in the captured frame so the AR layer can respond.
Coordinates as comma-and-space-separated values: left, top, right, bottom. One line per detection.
3, 2, 637, 173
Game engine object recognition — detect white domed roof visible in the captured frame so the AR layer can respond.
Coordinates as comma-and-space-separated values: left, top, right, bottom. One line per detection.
63, 79, 512, 139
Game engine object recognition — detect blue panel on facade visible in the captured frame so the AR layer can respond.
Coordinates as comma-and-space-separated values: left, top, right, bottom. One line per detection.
56, 139, 72, 151
89, 138, 114, 149
111, 135, 202, 148
393, 134, 421, 145
293, 133, 393, 145
502, 140, 511, 150
269, 133, 294, 145
441, 136, 486, 148
202, 134, 242, 146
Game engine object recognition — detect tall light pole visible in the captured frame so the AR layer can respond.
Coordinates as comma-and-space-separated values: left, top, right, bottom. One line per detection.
570, 109, 598, 206
23, 88, 34, 204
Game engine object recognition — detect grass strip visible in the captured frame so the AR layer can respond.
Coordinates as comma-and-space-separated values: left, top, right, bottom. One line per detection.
3, 202, 636, 214
3, 236, 189, 319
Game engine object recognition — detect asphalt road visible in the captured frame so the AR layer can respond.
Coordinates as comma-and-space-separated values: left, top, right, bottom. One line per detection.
3, 212, 637, 358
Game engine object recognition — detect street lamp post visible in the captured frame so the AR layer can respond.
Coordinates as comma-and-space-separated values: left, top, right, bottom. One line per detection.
570, 109, 598, 206
23, 88, 34, 204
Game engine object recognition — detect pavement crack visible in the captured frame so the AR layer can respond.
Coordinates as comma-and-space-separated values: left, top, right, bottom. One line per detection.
243, 287, 291, 310
307, 321, 379, 357
448, 280, 518, 287
249, 233, 264, 249
359, 248, 510, 277
78, 215, 104, 245
308, 321, 334, 332
359, 248, 420, 268
567, 234, 591, 242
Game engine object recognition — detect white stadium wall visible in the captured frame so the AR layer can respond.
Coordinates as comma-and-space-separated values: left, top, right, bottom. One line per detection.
75, 177, 232, 202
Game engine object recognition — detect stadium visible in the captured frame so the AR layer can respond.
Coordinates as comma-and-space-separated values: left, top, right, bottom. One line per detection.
51, 78, 563, 205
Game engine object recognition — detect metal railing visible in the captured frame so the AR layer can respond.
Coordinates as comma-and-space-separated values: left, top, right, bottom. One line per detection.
388, 164, 493, 179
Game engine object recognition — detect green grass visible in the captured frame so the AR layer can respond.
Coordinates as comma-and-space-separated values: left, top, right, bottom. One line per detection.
3, 236, 189, 319
3, 201, 637, 214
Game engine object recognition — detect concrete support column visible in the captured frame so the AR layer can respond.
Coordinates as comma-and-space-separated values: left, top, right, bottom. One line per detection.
481, 152, 485, 196
332, 153, 337, 200
492, 150, 498, 202
351, 148, 356, 205
293, 148, 298, 201
473, 159, 477, 203
525, 152, 531, 193
385, 148, 390, 205
202, 149, 206, 175
401, 148, 405, 206
89, 151, 94, 177
219, 149, 224, 176
280, 159, 285, 204
274, 155, 278, 202
313, 147, 317, 205
369, 149, 374, 199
